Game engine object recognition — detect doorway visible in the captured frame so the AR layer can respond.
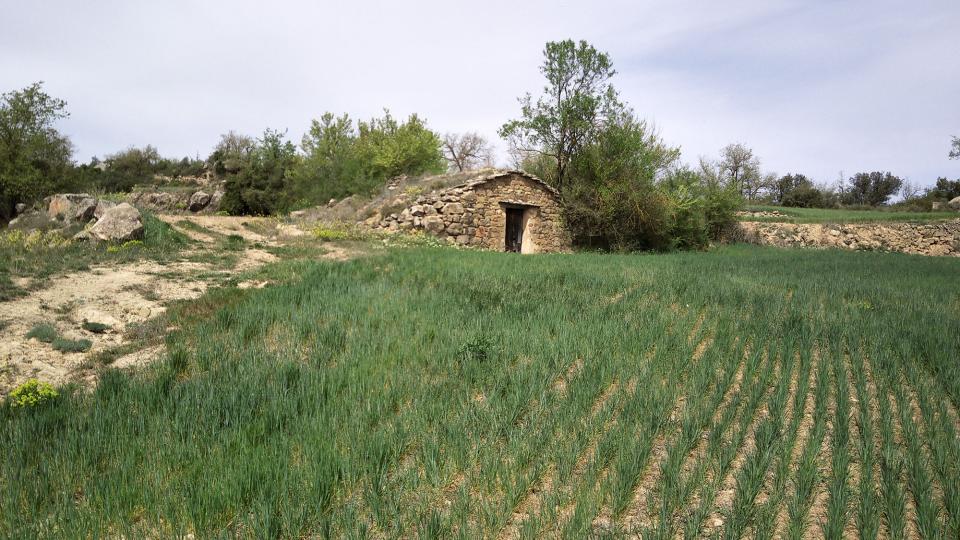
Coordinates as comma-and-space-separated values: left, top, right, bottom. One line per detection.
505, 207, 524, 252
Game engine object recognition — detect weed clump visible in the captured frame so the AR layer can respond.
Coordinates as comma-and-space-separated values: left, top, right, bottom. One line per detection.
82, 321, 111, 334
7, 379, 58, 409
25, 323, 58, 343
313, 224, 365, 242
52, 338, 92, 353
457, 334, 496, 364
106, 240, 145, 253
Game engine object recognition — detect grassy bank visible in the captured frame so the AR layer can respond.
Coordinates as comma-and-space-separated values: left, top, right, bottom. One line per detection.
742, 204, 958, 224
0, 212, 189, 301
2, 245, 959, 537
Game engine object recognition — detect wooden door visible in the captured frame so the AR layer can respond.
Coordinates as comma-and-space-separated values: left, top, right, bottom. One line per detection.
505, 208, 523, 252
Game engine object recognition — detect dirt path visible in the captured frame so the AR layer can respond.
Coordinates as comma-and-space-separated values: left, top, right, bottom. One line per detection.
0, 214, 350, 396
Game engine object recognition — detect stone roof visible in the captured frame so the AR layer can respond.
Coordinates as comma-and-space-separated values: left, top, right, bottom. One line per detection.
449, 168, 561, 198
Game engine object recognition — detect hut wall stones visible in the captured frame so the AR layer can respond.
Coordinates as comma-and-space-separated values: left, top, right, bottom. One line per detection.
377, 170, 570, 253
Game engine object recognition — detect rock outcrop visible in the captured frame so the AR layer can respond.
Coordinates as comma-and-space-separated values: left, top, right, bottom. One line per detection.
737, 219, 960, 257
188, 191, 212, 212
75, 203, 144, 243
127, 187, 224, 214
46, 194, 96, 221
949, 196, 960, 211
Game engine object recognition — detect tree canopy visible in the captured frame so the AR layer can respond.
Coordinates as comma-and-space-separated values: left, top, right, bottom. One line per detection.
0, 82, 73, 221
499, 39, 622, 191
842, 171, 903, 206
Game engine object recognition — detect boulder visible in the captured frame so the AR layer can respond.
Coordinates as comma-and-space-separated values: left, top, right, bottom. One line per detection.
76, 203, 144, 242
74, 198, 98, 222
188, 191, 211, 212
208, 190, 225, 211
94, 200, 118, 219
14, 203, 27, 215
932, 201, 945, 211
948, 196, 960, 211
47, 193, 94, 220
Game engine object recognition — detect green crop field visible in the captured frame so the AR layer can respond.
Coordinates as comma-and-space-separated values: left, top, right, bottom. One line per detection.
2, 245, 959, 538
742, 204, 958, 224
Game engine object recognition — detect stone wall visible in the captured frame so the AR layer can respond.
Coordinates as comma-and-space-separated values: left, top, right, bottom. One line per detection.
376, 172, 570, 252
736, 219, 960, 256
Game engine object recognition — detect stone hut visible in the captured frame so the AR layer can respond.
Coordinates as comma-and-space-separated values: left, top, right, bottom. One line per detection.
377, 169, 570, 253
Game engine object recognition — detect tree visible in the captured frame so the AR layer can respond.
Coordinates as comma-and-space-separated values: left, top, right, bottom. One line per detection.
718, 143, 763, 200
354, 110, 446, 181
929, 177, 960, 200
0, 82, 73, 221
208, 131, 255, 175
950, 136, 959, 159
499, 39, 623, 192
900, 180, 921, 201
772, 173, 811, 204
442, 132, 493, 172
220, 129, 299, 215
842, 171, 903, 206
289, 112, 361, 203
563, 113, 680, 249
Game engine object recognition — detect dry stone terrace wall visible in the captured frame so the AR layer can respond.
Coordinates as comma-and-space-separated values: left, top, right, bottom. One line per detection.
737, 219, 960, 256
376, 172, 570, 253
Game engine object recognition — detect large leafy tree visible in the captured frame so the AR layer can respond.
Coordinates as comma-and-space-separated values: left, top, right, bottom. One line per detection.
354, 110, 445, 180
772, 173, 811, 204
842, 171, 903, 206
289, 110, 445, 207
0, 82, 73, 221
499, 39, 623, 191
289, 112, 361, 202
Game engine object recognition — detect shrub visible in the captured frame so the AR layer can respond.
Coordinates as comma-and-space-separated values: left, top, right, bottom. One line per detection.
782, 185, 827, 208
82, 321, 110, 334
25, 323, 58, 343
457, 335, 495, 364
219, 129, 299, 216
563, 115, 740, 251
7, 379, 58, 408
313, 225, 364, 242
106, 240, 145, 253
52, 338, 92, 353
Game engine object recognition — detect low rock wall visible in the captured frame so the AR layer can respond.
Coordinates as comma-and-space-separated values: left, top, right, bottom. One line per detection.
736, 219, 960, 256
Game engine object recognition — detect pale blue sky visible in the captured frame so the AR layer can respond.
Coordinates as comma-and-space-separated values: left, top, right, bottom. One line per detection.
2, 0, 958, 187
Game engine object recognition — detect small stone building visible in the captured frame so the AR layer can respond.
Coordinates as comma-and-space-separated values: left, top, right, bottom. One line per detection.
378, 170, 570, 253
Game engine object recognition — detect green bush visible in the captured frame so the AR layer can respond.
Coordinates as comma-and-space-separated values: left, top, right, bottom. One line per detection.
782, 184, 827, 208
562, 115, 741, 251
52, 337, 92, 353
25, 323, 58, 343
82, 321, 111, 334
219, 129, 300, 216
287, 110, 446, 210
7, 379, 58, 408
